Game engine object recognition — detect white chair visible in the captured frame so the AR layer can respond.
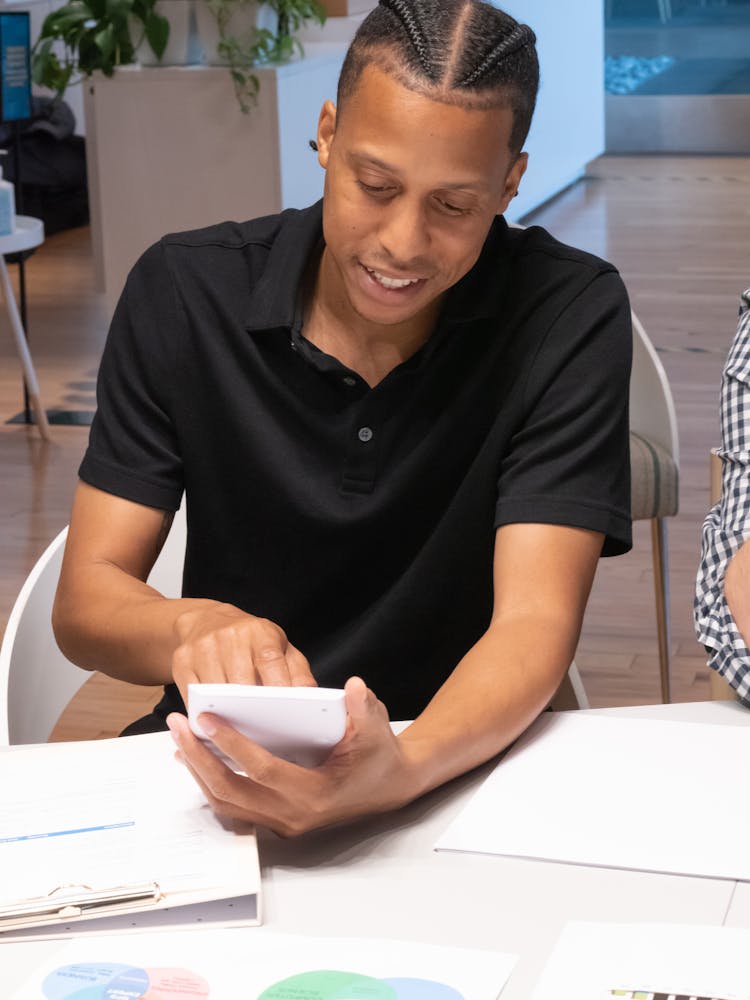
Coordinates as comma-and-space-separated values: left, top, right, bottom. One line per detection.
629, 311, 680, 703
552, 311, 679, 710
0, 503, 187, 746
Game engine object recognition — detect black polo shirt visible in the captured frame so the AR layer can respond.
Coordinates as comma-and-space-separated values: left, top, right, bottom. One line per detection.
80, 201, 632, 721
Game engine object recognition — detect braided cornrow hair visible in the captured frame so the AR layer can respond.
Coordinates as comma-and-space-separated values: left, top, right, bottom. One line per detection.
336, 0, 539, 152
456, 23, 536, 89
380, 0, 435, 81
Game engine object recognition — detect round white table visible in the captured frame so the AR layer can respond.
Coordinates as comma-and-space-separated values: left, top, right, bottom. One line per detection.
0, 216, 49, 440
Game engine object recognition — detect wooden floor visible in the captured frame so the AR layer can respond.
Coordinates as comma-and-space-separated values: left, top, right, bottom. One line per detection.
2, 155, 749, 740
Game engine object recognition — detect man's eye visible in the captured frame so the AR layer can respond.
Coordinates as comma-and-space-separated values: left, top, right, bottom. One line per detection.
436, 197, 470, 215
357, 181, 394, 196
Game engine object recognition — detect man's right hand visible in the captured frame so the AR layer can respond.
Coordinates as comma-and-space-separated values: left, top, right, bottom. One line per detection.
53, 483, 316, 697
172, 604, 316, 705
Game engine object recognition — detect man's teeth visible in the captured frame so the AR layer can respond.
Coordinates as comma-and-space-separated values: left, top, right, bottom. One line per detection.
366, 267, 421, 290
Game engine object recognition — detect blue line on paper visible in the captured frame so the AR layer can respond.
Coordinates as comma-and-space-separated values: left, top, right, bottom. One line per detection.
0, 821, 135, 844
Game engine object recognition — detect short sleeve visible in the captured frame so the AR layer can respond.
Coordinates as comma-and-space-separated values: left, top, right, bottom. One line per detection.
494, 269, 632, 556
79, 241, 184, 511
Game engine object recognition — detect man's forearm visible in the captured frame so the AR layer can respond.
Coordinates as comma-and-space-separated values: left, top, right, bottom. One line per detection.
52, 560, 220, 686
396, 611, 575, 801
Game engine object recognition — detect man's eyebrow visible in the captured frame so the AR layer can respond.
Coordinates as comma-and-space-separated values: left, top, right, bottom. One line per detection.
348, 152, 488, 192
348, 151, 401, 174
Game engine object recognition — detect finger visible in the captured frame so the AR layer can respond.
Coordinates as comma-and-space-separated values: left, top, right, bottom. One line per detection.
199, 712, 304, 786
286, 645, 317, 687
168, 712, 267, 800
344, 675, 376, 720
177, 747, 260, 823
169, 712, 318, 835
249, 619, 295, 686
173, 636, 251, 696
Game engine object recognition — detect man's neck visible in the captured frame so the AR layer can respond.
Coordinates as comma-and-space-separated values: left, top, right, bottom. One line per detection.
302, 249, 443, 388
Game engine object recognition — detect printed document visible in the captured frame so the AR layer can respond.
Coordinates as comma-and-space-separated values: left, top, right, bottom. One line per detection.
530, 921, 750, 1000
436, 712, 750, 880
0, 733, 260, 933
5, 927, 517, 999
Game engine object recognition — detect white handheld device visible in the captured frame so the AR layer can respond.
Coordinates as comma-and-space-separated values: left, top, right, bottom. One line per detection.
187, 684, 347, 768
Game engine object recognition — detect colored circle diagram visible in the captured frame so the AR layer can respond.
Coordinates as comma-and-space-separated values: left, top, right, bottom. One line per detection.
259, 970, 465, 999
42, 963, 465, 999
42, 963, 210, 1000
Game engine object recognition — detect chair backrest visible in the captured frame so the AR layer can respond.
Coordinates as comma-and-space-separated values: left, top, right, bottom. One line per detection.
630, 310, 680, 466
0, 504, 187, 746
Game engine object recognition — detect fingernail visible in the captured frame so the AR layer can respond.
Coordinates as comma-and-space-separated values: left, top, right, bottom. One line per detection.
166, 714, 181, 744
199, 713, 217, 737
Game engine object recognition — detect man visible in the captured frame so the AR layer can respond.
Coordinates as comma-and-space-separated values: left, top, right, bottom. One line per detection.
53, 0, 632, 835
695, 288, 750, 705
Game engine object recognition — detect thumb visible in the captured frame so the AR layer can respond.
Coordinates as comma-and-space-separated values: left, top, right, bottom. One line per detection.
344, 675, 379, 728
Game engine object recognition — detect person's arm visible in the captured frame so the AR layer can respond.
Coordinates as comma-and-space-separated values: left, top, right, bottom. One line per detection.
726, 540, 750, 643
53, 481, 315, 694
166, 520, 602, 836
694, 288, 750, 704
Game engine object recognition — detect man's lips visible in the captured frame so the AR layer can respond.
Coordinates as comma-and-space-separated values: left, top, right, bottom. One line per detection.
360, 263, 428, 290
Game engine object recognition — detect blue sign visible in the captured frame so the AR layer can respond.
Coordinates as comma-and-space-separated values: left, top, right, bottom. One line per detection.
0, 12, 31, 122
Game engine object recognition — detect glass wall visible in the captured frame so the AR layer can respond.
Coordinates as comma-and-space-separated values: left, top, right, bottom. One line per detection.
605, 0, 750, 151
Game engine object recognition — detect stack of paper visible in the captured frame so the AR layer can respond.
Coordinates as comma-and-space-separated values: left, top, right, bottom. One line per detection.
436, 713, 750, 880
0, 733, 260, 936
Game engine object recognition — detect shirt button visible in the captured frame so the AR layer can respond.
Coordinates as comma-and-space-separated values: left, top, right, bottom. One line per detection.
358, 426, 374, 443
343, 376, 356, 387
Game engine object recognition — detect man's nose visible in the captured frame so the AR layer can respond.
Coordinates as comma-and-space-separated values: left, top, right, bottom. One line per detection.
377, 199, 431, 268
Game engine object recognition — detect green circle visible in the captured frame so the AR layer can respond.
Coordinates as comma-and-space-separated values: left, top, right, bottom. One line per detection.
258, 969, 397, 999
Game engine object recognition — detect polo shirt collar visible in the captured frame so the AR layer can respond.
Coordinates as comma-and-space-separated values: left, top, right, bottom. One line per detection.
244, 201, 512, 334
245, 201, 325, 333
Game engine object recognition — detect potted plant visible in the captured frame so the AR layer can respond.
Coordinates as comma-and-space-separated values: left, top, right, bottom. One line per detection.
31, 0, 170, 93
197, 0, 327, 112
32, 0, 326, 114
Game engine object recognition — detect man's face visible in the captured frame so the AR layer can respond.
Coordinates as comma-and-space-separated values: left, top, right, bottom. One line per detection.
316, 63, 527, 330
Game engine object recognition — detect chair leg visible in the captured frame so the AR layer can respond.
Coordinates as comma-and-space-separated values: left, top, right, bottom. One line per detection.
550, 660, 590, 711
651, 517, 671, 703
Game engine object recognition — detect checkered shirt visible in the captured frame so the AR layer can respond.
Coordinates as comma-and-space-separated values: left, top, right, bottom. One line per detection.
695, 288, 750, 706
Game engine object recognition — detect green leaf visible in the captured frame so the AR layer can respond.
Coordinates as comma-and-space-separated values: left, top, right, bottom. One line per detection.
94, 23, 116, 64
144, 12, 169, 59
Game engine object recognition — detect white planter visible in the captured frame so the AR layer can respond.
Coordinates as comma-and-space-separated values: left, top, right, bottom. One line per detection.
195, 0, 278, 66
137, 0, 197, 66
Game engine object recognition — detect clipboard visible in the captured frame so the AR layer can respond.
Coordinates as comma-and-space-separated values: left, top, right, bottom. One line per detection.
0, 733, 262, 937
0, 882, 164, 929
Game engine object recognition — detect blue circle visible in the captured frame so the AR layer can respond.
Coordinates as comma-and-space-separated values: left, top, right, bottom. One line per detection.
42, 964, 135, 1000
382, 978, 465, 1000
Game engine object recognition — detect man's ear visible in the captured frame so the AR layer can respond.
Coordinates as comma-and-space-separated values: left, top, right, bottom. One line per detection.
317, 100, 337, 169
498, 152, 528, 214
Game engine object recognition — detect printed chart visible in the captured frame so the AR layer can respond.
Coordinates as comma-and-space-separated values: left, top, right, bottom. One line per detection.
609, 992, 733, 1000
42, 963, 466, 999
259, 971, 465, 998
9, 930, 514, 1000
42, 963, 209, 999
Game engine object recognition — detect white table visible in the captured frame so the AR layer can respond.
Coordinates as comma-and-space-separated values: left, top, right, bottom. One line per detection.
2, 700, 749, 998
0, 216, 49, 440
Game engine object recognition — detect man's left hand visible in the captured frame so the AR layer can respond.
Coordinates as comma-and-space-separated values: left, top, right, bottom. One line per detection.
166, 677, 419, 837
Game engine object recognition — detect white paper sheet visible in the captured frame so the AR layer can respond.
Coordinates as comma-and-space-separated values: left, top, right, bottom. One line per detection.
530, 921, 750, 1000
0, 733, 260, 932
435, 712, 750, 880
5, 927, 517, 1000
